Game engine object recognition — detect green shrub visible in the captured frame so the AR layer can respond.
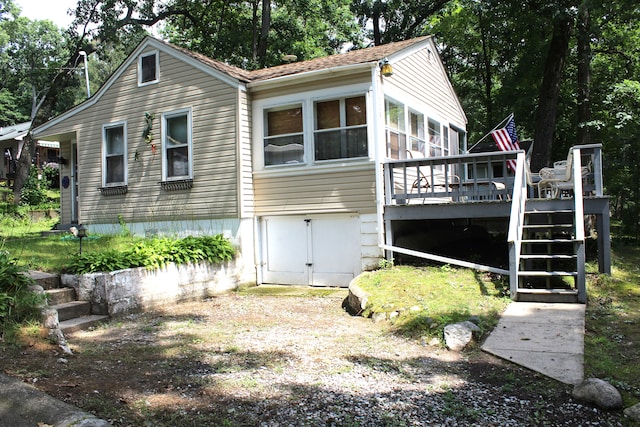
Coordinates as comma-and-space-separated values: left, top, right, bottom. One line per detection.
20, 168, 48, 206
0, 250, 45, 340
42, 163, 60, 189
66, 234, 235, 274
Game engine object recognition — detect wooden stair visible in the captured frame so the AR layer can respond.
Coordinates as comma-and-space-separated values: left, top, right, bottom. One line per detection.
514, 207, 586, 303
29, 271, 109, 333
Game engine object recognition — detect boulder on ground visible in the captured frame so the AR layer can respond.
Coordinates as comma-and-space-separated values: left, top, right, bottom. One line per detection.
572, 378, 623, 410
444, 321, 481, 351
623, 402, 640, 421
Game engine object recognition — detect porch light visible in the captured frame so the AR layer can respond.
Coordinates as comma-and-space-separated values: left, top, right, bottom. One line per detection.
380, 58, 393, 77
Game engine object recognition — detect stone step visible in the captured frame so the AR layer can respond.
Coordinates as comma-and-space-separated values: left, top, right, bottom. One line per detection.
52, 301, 91, 322
27, 271, 60, 290
59, 315, 109, 334
45, 288, 76, 306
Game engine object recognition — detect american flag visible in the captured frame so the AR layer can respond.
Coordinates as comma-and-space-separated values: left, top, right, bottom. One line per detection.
491, 116, 520, 172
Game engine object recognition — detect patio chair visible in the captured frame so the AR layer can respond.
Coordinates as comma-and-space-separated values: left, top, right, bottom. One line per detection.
537, 149, 590, 199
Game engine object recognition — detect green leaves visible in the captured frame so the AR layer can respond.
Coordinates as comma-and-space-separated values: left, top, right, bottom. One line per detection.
0, 249, 43, 339
67, 235, 235, 274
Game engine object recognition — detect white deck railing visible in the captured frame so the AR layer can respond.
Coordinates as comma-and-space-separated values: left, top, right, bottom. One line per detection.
383, 144, 604, 204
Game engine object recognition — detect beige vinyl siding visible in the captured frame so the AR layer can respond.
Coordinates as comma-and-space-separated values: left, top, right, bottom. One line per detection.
253, 165, 376, 216
42, 49, 242, 226
250, 72, 371, 101
238, 89, 254, 218
386, 45, 466, 127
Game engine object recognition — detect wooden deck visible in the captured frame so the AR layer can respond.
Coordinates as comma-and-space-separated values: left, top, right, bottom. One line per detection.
382, 145, 610, 303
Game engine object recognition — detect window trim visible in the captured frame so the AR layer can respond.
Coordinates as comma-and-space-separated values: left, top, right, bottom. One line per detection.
161, 108, 193, 181
253, 84, 372, 171
101, 121, 128, 187
138, 50, 159, 86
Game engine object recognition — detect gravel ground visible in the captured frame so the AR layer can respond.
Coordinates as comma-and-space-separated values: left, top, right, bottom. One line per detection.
1, 290, 629, 426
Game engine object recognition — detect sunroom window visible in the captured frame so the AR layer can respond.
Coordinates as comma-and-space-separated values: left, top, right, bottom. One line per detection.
314, 95, 367, 161
102, 122, 126, 186
162, 109, 192, 179
385, 99, 406, 159
263, 105, 304, 166
409, 111, 426, 156
139, 51, 159, 85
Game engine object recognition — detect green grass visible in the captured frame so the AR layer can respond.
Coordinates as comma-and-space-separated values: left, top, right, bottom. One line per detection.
1, 232, 144, 272
353, 265, 511, 341
584, 243, 640, 406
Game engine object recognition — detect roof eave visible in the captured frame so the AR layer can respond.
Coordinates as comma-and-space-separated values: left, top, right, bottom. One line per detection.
247, 62, 376, 90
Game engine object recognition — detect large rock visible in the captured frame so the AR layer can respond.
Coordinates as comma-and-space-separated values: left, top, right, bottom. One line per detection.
444, 321, 481, 351
572, 378, 623, 410
623, 402, 640, 422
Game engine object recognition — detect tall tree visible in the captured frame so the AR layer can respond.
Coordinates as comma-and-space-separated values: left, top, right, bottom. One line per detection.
0, 13, 72, 202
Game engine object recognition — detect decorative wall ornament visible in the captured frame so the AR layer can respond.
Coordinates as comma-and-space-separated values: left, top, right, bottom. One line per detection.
143, 112, 156, 153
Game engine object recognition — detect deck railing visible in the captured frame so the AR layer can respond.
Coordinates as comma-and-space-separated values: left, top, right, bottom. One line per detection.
383, 144, 604, 204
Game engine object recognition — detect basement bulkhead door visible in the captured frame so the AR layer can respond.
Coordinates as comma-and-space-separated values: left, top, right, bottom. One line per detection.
260, 215, 360, 287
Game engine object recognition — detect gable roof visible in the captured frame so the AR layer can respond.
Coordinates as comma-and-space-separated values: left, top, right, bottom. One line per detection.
161, 35, 433, 83
34, 35, 450, 137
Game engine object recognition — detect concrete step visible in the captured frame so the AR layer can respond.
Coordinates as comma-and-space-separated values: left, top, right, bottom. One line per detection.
45, 288, 76, 306
515, 289, 580, 303
27, 271, 60, 290
52, 301, 91, 322
59, 315, 109, 334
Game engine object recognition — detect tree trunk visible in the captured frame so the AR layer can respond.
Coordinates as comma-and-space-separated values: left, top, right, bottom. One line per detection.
576, 2, 592, 146
12, 133, 34, 205
256, 0, 271, 67
531, 16, 573, 171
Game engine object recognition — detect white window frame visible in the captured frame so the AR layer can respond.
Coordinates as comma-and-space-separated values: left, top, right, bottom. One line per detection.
253, 84, 372, 170
161, 108, 193, 181
101, 121, 127, 187
138, 50, 159, 86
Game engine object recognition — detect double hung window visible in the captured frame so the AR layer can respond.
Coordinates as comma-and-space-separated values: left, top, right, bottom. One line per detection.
263, 105, 304, 166
314, 95, 367, 161
102, 122, 127, 186
385, 99, 406, 159
409, 111, 426, 155
162, 109, 192, 179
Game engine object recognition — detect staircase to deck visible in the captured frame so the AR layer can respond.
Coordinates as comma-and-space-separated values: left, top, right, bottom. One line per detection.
515, 207, 586, 303
29, 271, 109, 333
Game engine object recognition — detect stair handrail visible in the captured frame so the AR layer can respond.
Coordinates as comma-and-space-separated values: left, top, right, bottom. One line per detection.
572, 147, 585, 241
507, 151, 528, 299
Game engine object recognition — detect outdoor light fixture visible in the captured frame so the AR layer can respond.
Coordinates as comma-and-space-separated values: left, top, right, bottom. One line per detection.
380, 57, 393, 77
70, 225, 88, 254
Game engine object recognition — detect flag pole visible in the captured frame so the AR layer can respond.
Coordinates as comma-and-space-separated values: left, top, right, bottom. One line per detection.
466, 113, 514, 153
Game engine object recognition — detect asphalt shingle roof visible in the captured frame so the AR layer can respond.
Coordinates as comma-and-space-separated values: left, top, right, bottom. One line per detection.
164, 36, 431, 83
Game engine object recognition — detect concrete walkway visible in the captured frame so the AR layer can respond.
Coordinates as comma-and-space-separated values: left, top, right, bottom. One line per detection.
482, 302, 586, 385
0, 373, 112, 427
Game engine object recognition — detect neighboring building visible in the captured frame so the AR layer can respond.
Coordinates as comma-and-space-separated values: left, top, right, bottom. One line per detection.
31, 35, 468, 286
1, 121, 60, 184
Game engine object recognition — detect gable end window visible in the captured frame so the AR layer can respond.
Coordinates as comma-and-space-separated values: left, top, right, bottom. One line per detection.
138, 51, 159, 85
102, 122, 127, 186
162, 108, 192, 180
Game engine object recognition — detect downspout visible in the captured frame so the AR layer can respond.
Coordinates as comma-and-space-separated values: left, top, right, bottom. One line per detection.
371, 64, 386, 256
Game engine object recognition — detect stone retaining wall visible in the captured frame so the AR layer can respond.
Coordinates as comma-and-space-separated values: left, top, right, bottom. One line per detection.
61, 260, 241, 316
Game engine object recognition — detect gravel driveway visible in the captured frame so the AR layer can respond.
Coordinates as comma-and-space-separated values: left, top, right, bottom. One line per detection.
2, 289, 627, 426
